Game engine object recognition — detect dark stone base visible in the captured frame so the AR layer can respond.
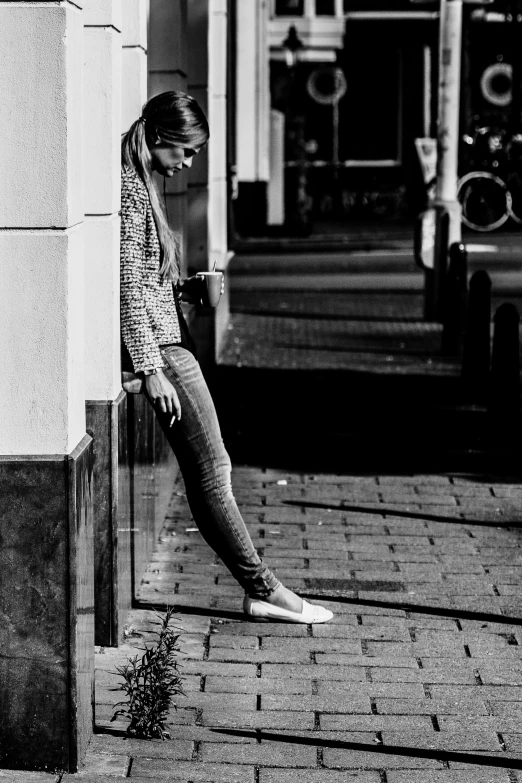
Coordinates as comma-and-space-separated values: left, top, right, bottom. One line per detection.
0, 435, 94, 772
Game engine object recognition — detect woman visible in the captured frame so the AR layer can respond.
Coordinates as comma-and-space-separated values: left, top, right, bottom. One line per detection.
121, 91, 333, 624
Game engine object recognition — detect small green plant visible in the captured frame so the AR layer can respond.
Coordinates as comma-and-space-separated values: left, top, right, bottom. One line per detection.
112, 607, 184, 739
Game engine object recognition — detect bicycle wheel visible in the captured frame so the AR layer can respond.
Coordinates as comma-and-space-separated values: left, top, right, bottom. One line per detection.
457, 171, 510, 232
506, 171, 522, 225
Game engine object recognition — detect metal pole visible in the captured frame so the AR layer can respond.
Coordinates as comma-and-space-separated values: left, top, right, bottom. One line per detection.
423, 44, 432, 138
461, 270, 491, 403
440, 242, 468, 356
428, 0, 463, 320
436, 0, 463, 228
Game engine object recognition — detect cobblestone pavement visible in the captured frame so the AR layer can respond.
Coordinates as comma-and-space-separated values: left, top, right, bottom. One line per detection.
12, 465, 519, 783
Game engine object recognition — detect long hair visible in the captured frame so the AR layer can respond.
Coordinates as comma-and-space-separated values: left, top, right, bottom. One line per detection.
121, 91, 210, 281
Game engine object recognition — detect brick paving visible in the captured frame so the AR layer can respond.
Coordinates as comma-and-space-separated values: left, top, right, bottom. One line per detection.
6, 459, 522, 783
51, 467, 522, 782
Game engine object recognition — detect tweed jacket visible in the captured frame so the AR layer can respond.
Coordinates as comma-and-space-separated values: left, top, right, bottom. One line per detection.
120, 165, 181, 373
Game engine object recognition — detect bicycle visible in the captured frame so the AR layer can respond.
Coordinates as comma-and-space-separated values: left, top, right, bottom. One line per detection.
457, 126, 522, 231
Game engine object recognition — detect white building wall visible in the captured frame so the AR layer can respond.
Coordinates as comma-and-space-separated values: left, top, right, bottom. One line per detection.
84, 0, 122, 401
0, 3, 85, 455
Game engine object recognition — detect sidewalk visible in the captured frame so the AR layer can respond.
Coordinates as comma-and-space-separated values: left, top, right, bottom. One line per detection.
7, 466, 522, 782
4, 251, 522, 782
233, 220, 522, 258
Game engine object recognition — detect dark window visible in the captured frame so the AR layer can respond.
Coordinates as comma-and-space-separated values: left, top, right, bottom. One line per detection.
316, 0, 335, 14
275, 0, 304, 15
338, 45, 402, 162
344, 0, 414, 10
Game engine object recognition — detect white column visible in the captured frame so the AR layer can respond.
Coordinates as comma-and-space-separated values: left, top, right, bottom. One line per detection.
236, 0, 270, 183
122, 0, 149, 132
304, 0, 316, 18
84, 0, 122, 401
268, 109, 285, 225
0, 1, 85, 455
208, 0, 229, 266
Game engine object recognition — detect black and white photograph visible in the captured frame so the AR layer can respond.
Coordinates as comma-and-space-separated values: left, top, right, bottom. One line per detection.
1, 1, 522, 781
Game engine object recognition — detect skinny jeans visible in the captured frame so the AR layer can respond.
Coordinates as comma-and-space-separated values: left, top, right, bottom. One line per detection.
149, 344, 280, 598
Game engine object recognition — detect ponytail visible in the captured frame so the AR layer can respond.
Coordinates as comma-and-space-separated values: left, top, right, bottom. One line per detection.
121, 118, 181, 282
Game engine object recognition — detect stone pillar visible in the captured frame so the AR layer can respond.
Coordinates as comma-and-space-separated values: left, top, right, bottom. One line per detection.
234, 0, 270, 234
0, 1, 94, 772
187, 0, 230, 365
83, 0, 131, 648
84, 0, 122, 402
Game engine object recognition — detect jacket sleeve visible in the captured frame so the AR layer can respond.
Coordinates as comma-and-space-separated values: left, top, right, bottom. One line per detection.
120, 173, 165, 374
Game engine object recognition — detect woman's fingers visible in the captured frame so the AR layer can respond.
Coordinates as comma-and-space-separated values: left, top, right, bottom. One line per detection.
171, 389, 182, 420
157, 396, 167, 414
161, 391, 181, 421
164, 394, 174, 416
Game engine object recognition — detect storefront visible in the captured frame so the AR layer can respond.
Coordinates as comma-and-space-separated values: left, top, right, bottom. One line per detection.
267, 1, 439, 233
233, 0, 522, 238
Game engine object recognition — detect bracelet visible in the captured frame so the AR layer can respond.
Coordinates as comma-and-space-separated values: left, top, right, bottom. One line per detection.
142, 367, 162, 377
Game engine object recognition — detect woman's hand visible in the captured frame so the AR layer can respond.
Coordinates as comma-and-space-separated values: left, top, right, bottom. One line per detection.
178, 276, 203, 305
145, 370, 182, 422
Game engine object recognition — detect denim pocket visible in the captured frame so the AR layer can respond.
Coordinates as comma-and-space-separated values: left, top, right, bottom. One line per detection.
162, 345, 195, 370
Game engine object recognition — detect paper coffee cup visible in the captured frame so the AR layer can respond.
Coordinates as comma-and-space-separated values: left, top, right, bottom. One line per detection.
196, 271, 224, 308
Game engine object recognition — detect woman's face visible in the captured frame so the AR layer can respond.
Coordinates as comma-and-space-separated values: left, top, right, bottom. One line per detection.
149, 143, 198, 177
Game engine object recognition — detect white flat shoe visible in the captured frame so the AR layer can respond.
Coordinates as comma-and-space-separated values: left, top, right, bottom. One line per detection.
243, 595, 333, 624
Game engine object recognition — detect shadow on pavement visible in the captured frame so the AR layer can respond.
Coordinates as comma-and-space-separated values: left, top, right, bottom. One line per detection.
283, 499, 522, 528
213, 365, 519, 477
209, 729, 522, 770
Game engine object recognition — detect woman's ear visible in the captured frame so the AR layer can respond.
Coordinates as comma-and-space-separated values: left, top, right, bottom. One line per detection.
145, 127, 162, 147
